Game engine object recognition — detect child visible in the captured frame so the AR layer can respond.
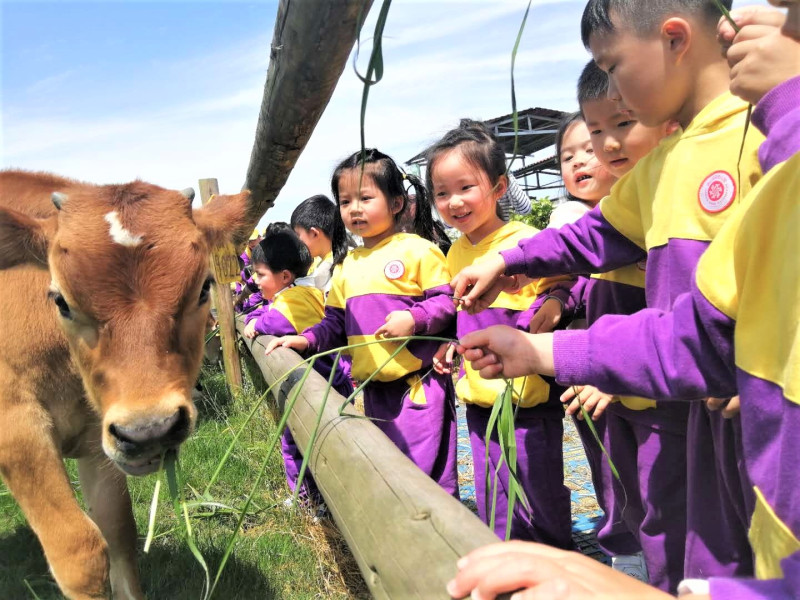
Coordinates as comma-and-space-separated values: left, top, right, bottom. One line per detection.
243, 229, 352, 504
290, 194, 342, 294
234, 228, 263, 314
541, 62, 690, 591
451, 0, 763, 583
265, 149, 459, 496
450, 5, 800, 597
428, 119, 573, 548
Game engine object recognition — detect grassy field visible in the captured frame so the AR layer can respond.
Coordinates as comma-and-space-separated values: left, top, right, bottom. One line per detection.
0, 365, 368, 599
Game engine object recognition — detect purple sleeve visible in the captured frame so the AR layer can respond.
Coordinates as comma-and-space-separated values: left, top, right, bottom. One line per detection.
500, 206, 646, 278
709, 552, 800, 600
752, 75, 800, 173
302, 306, 347, 353
252, 309, 297, 337
244, 305, 267, 324
408, 284, 457, 336
553, 283, 737, 401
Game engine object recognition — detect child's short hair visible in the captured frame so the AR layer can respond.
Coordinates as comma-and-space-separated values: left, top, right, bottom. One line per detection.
290, 195, 336, 238
580, 0, 733, 47
251, 229, 312, 280
577, 60, 609, 107
265, 221, 293, 236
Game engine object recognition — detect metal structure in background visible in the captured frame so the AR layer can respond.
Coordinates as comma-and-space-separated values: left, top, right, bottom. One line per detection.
406, 106, 568, 198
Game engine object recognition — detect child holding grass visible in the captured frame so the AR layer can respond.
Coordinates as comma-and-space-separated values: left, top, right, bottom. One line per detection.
427, 119, 573, 548
243, 229, 352, 504
265, 149, 459, 496
532, 61, 689, 590
451, 0, 764, 583
450, 4, 800, 597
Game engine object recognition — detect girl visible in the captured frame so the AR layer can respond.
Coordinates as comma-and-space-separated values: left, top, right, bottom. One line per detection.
265, 149, 459, 496
428, 119, 572, 548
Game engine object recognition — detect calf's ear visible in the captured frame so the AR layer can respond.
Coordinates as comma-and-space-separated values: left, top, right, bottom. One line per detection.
0, 207, 56, 270
192, 190, 253, 249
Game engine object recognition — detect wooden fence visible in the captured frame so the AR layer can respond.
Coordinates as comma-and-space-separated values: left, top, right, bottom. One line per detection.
236, 322, 501, 599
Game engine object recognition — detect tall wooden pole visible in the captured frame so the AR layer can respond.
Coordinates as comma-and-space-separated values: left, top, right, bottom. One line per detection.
199, 178, 243, 392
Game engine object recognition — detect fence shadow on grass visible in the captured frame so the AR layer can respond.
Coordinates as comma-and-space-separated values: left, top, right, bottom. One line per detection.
0, 525, 282, 600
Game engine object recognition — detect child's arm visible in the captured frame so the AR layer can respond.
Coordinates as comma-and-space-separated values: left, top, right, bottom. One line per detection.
457, 276, 738, 403
527, 277, 587, 333
453, 206, 647, 311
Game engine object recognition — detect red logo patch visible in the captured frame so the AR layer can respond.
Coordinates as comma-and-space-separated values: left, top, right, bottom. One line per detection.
698, 171, 736, 214
384, 260, 405, 280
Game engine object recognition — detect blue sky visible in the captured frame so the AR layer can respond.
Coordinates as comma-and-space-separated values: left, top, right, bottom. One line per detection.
1, 0, 769, 227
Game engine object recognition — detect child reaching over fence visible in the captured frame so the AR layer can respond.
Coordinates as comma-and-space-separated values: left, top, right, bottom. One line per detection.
427, 119, 573, 549
243, 228, 353, 505
265, 149, 459, 496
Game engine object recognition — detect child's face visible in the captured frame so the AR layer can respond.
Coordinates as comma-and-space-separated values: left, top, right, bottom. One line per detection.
431, 150, 505, 244
337, 169, 401, 248
581, 97, 672, 178
589, 24, 688, 127
253, 263, 290, 301
293, 226, 322, 258
559, 120, 616, 203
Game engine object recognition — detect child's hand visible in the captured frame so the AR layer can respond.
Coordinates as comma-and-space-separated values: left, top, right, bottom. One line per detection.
374, 310, 415, 340
529, 297, 564, 334
706, 395, 741, 418
718, 5, 787, 45
264, 335, 309, 356
450, 254, 507, 313
561, 385, 613, 421
720, 6, 800, 104
456, 326, 555, 380
243, 320, 258, 339
432, 342, 457, 375
446, 540, 674, 600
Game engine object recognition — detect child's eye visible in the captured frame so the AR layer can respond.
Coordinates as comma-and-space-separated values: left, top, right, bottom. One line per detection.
607, 65, 616, 74
590, 129, 601, 136
618, 120, 635, 128
562, 155, 573, 163
461, 184, 474, 191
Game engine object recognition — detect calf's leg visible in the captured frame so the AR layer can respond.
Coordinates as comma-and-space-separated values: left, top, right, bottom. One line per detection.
77, 455, 145, 600
0, 403, 110, 599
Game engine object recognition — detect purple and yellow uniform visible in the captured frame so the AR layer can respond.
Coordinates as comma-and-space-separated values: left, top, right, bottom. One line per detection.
501, 92, 764, 582
245, 283, 353, 499
303, 233, 459, 496
553, 76, 800, 598
235, 248, 264, 313
449, 221, 573, 548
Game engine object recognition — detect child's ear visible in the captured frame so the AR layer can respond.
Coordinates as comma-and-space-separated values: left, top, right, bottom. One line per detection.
309, 227, 321, 240
662, 17, 691, 62
390, 196, 405, 216
494, 175, 509, 200
280, 269, 293, 285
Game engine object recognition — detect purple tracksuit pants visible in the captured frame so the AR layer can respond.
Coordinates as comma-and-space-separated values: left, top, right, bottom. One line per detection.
363, 369, 459, 497
466, 400, 573, 549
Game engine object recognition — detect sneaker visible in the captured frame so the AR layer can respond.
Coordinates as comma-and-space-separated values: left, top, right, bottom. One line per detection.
611, 552, 649, 583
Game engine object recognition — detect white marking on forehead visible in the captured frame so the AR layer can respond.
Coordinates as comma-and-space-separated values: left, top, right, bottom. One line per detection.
104, 211, 143, 247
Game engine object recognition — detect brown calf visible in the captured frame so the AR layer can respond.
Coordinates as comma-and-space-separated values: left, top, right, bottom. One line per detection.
0, 170, 250, 599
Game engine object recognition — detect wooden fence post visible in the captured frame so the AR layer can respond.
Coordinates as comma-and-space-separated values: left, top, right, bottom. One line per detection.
199, 178, 243, 392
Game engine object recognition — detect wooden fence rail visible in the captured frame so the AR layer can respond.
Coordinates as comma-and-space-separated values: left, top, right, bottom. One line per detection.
236, 321, 501, 599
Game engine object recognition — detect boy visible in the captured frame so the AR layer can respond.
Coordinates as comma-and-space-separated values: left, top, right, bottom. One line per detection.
452, 0, 763, 584
290, 194, 338, 294
450, 6, 800, 598
556, 59, 689, 591
243, 229, 352, 504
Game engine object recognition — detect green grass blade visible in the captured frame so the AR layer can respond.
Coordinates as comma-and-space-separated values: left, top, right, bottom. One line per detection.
209, 360, 317, 597
204, 326, 220, 344
143, 477, 161, 554
507, 0, 532, 171
574, 387, 620, 481
483, 392, 504, 524
338, 338, 411, 414
23, 580, 42, 600
165, 452, 211, 600
293, 351, 343, 507
712, 0, 740, 32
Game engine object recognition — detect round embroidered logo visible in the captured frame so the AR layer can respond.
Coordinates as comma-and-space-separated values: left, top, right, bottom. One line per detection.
698, 171, 736, 214
384, 260, 405, 280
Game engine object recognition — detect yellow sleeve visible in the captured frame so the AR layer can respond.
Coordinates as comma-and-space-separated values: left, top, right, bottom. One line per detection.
599, 168, 647, 250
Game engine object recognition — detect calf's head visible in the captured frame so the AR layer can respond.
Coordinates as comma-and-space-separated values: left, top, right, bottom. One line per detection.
3, 179, 250, 474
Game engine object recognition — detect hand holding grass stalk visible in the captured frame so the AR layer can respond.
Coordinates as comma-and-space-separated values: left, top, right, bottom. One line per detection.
432, 342, 458, 375
719, 4, 800, 104
456, 325, 555, 380
561, 385, 614, 421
